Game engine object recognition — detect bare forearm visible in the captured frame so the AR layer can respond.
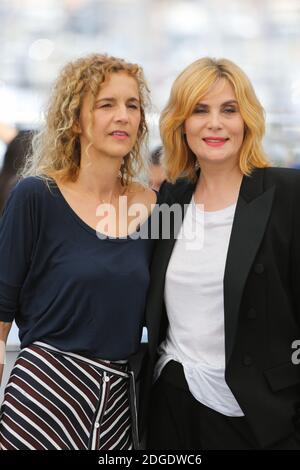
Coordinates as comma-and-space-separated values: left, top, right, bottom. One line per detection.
0, 346, 5, 385
0, 321, 12, 386
0, 363, 4, 385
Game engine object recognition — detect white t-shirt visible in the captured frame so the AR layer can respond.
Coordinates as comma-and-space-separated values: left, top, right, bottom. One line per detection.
154, 196, 244, 417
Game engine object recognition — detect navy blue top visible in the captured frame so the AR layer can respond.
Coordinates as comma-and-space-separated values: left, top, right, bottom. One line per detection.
0, 177, 157, 360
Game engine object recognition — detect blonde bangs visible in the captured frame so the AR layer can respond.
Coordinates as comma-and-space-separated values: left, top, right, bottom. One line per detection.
160, 57, 270, 183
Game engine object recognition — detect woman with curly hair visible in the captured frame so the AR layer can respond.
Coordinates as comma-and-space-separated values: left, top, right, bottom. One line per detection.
0, 53, 157, 450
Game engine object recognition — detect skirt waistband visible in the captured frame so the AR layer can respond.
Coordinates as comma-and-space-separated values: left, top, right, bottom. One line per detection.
30, 341, 130, 377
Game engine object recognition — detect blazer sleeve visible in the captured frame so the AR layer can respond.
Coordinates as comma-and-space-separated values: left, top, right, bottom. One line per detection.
290, 174, 300, 325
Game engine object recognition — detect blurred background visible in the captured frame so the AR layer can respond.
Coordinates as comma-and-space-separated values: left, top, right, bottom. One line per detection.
0, 0, 300, 398
0, 0, 300, 166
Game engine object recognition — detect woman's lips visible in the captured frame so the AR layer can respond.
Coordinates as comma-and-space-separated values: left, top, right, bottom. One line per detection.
203, 137, 228, 147
110, 131, 129, 140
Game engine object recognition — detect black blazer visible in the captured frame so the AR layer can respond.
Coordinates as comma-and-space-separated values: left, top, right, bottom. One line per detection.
140, 167, 300, 448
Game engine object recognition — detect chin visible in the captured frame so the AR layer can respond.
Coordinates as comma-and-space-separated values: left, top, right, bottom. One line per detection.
199, 155, 227, 163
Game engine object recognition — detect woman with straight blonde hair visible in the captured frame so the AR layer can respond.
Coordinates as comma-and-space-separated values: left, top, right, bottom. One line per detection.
143, 57, 300, 449
0, 53, 158, 450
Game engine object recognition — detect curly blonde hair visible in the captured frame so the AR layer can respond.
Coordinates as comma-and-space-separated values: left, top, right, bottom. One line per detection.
21, 54, 150, 185
160, 57, 270, 183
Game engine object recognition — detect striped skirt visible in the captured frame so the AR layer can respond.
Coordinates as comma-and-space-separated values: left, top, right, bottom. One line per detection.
0, 342, 139, 450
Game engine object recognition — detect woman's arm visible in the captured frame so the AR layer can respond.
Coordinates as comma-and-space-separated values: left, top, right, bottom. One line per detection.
0, 321, 12, 385
0, 179, 37, 368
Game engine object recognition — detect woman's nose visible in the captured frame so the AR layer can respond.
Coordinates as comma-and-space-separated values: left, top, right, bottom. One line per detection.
207, 112, 222, 129
114, 105, 129, 122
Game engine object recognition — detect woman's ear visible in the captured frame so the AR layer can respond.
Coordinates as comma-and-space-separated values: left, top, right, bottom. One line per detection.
72, 120, 82, 134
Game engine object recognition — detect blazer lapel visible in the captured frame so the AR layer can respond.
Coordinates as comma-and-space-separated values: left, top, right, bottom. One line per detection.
158, 183, 195, 264
224, 168, 275, 364
146, 181, 195, 353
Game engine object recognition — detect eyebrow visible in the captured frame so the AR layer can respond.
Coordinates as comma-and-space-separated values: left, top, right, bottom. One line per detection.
196, 100, 238, 106
96, 97, 140, 103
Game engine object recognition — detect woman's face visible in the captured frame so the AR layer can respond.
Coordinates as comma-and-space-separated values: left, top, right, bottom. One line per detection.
183, 78, 245, 168
78, 71, 141, 160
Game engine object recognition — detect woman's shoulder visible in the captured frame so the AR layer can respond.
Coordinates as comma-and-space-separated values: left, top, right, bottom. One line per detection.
1, 176, 51, 219
263, 166, 300, 186
13, 176, 49, 195
127, 181, 157, 205
158, 177, 194, 203
6, 176, 53, 211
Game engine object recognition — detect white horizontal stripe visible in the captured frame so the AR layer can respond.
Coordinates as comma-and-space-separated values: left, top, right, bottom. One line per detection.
32, 342, 129, 377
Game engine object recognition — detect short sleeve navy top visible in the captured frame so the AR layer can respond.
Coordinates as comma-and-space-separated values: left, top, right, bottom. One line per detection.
0, 177, 157, 360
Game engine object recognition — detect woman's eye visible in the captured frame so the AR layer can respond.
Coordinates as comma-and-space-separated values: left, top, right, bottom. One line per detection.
94, 103, 111, 109
128, 104, 139, 109
193, 107, 207, 114
223, 108, 236, 113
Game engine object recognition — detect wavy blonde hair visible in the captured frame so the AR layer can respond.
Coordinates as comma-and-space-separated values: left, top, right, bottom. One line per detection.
160, 57, 270, 183
21, 54, 150, 186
